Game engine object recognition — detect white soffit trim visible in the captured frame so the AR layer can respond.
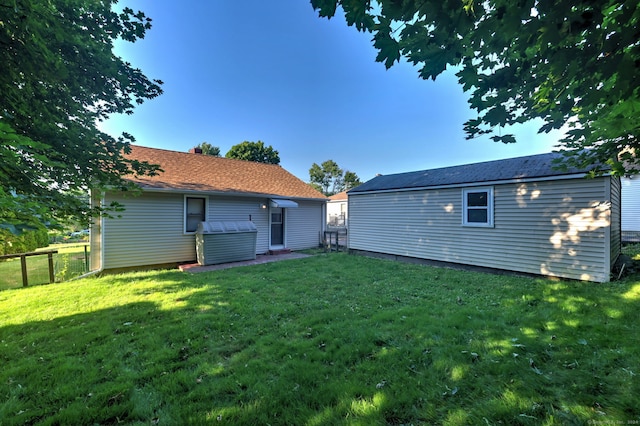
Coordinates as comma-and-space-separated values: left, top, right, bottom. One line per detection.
270, 199, 299, 208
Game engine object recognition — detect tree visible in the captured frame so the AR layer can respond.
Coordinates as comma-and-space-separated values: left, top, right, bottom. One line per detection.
309, 160, 361, 195
311, 0, 640, 175
192, 142, 221, 156
309, 160, 342, 195
0, 227, 48, 255
343, 170, 362, 190
225, 141, 280, 164
0, 0, 163, 234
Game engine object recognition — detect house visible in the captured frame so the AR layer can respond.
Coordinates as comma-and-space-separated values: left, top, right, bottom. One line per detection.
347, 152, 621, 282
327, 191, 348, 227
621, 177, 640, 242
90, 145, 327, 271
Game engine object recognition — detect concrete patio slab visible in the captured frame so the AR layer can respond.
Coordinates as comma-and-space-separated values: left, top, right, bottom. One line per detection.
179, 252, 312, 273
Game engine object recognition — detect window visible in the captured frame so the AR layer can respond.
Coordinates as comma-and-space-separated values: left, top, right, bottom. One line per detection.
185, 196, 206, 233
271, 212, 283, 224
463, 187, 494, 227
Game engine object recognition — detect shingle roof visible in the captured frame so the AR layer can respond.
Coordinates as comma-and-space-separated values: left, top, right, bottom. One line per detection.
349, 152, 597, 193
328, 191, 348, 201
125, 145, 326, 200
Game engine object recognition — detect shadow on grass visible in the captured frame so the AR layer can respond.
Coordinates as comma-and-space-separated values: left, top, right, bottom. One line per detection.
1, 302, 162, 424
1, 257, 639, 424
434, 279, 640, 424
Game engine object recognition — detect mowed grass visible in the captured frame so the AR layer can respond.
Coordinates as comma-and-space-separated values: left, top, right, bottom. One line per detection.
0, 253, 638, 425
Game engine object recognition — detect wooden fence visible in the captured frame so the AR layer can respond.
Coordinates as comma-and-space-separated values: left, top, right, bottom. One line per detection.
0, 250, 58, 287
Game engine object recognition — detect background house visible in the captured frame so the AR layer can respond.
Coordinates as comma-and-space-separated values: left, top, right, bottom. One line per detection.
90, 146, 327, 271
621, 177, 640, 242
347, 152, 621, 282
327, 191, 348, 227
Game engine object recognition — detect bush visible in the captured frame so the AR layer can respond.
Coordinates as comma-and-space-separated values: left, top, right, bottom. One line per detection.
0, 228, 51, 255
35, 229, 49, 247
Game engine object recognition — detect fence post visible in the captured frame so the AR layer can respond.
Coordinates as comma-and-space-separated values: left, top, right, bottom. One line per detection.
20, 255, 28, 287
48, 252, 55, 283
84, 245, 89, 272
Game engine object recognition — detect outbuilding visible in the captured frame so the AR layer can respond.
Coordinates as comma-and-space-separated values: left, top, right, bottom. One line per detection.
90, 145, 327, 271
347, 152, 621, 282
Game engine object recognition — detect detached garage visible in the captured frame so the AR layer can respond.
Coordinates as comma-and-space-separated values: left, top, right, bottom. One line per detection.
347, 152, 621, 282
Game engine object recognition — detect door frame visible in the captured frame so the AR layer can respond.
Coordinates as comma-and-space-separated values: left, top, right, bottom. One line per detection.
269, 206, 286, 249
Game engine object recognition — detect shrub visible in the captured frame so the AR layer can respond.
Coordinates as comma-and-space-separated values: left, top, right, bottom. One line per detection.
0, 228, 51, 255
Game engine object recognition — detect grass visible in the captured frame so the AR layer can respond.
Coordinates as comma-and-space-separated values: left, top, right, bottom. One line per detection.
0, 243, 89, 290
0, 252, 639, 425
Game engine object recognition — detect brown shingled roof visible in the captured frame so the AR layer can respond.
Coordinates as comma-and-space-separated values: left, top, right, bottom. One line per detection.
125, 145, 326, 200
328, 191, 348, 201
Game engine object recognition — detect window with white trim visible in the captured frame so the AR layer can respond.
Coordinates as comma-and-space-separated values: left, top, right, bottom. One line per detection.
462, 187, 494, 227
185, 196, 206, 233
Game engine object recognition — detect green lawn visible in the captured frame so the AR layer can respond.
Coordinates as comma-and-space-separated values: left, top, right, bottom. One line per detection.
0, 253, 638, 425
0, 244, 89, 290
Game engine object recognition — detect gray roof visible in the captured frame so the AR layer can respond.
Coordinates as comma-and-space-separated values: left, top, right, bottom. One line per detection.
349, 152, 596, 193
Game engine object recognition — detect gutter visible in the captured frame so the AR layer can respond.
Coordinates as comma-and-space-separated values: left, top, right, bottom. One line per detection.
124, 186, 328, 202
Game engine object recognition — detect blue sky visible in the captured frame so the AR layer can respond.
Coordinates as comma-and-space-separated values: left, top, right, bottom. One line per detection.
101, 0, 564, 183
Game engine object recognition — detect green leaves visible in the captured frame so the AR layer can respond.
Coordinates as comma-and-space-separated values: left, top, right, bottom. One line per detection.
225, 141, 280, 164
0, 0, 163, 232
310, 0, 338, 19
490, 134, 516, 144
193, 142, 221, 157
311, 0, 640, 174
342, 0, 376, 31
483, 105, 510, 127
373, 30, 401, 69
309, 160, 360, 195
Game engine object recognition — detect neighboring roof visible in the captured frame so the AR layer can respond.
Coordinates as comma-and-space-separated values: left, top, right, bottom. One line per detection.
328, 191, 348, 201
124, 145, 326, 200
350, 152, 598, 193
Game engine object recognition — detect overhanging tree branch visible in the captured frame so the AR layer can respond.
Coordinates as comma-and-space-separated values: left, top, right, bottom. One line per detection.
311, 0, 640, 175
0, 0, 163, 231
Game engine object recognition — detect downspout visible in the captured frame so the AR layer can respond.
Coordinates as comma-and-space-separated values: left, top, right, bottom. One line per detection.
88, 189, 105, 274
322, 200, 327, 234
99, 192, 106, 273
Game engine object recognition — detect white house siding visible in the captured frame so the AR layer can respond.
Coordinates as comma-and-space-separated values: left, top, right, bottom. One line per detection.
207, 196, 270, 254
348, 177, 615, 282
286, 201, 324, 250
327, 200, 347, 226
100, 193, 324, 270
326, 200, 345, 217
102, 192, 197, 269
621, 177, 640, 240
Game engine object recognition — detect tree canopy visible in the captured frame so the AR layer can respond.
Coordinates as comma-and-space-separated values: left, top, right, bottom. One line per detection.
311, 0, 640, 175
343, 170, 362, 190
309, 160, 361, 195
225, 141, 280, 164
1, 0, 162, 233
193, 142, 221, 156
